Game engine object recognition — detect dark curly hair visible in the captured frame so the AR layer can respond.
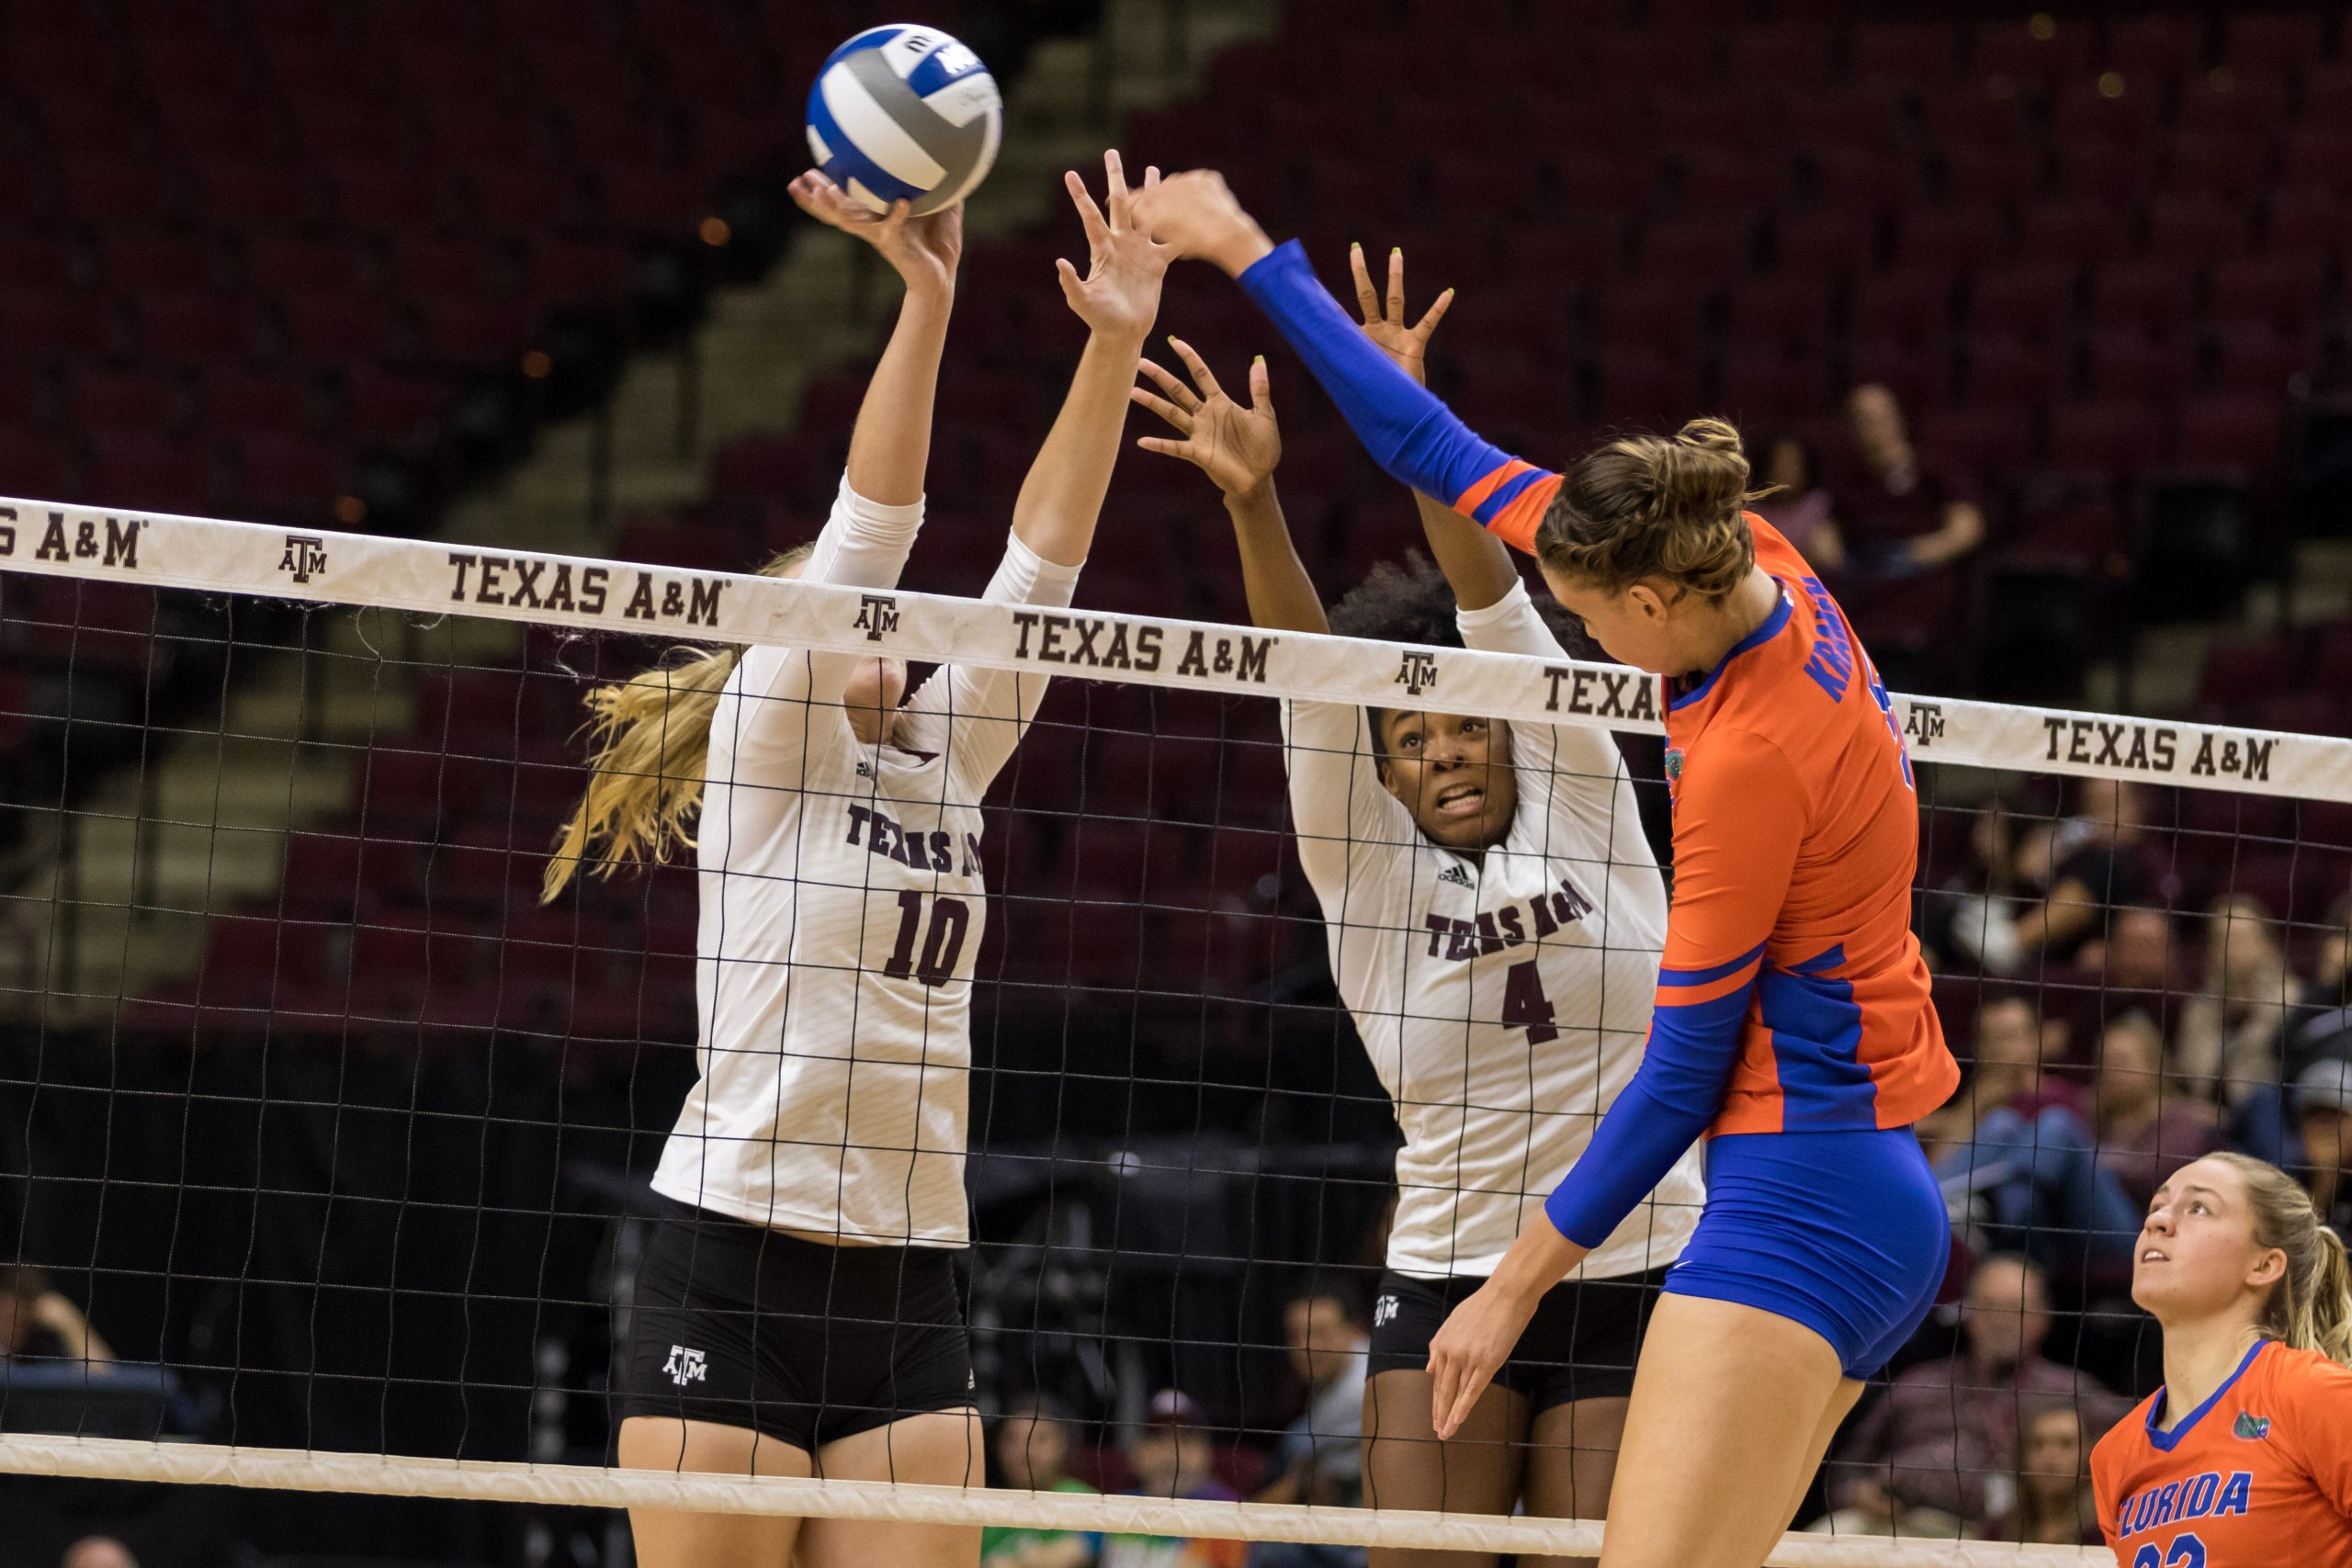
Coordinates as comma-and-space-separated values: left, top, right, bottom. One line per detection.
1328, 552, 1597, 738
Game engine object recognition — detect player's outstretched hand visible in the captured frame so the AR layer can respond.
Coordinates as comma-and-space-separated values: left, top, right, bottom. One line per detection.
1132, 339, 1281, 502
1057, 150, 1171, 343
1127, 170, 1275, 278
787, 171, 962, 298
1350, 243, 1453, 388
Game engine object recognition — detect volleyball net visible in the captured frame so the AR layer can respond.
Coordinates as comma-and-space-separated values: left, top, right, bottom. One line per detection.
5, 492, 2343, 1564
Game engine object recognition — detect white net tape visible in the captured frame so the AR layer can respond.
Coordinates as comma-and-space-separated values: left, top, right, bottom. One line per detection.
2, 494, 2341, 802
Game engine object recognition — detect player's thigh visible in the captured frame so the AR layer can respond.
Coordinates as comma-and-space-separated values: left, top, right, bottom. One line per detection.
1595, 1294, 1850, 1568
1518, 1395, 1629, 1568
1783, 1379, 1866, 1531
616, 1414, 810, 1568
1363, 1367, 1529, 1568
797, 1405, 987, 1568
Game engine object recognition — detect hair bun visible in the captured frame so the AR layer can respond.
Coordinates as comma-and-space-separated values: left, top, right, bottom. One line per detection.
1645, 419, 1752, 523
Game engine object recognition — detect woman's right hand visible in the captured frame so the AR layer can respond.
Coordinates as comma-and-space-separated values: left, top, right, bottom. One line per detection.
1127, 170, 1274, 277
1132, 338, 1282, 502
1349, 243, 1453, 388
787, 171, 963, 297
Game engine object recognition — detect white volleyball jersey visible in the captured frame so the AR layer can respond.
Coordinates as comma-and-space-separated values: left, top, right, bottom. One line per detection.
1283, 581, 1702, 1280
650, 479, 1077, 1247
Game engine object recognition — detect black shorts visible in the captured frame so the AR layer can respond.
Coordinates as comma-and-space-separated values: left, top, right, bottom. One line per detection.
615, 1199, 975, 1453
1366, 1267, 1665, 1412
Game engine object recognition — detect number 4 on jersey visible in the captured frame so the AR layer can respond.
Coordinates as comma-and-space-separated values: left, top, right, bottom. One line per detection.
1503, 960, 1558, 1043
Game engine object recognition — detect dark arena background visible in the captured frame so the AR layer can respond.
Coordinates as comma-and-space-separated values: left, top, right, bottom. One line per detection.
2, 1, 2349, 1565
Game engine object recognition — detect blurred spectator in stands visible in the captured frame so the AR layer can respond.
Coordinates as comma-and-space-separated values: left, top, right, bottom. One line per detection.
1247, 1288, 1369, 1568
2094, 1011, 2219, 1208
1826, 383, 1983, 680
1930, 998, 2140, 1270
61, 1540, 138, 1568
2017, 783, 2163, 966
2086, 905, 2181, 1005
2295, 1056, 2352, 1237
1101, 1392, 1243, 1568
1, 1266, 115, 1365
1755, 435, 1844, 572
2280, 890, 2352, 1083
2177, 896, 2292, 1110
1984, 1404, 2103, 1546
1815, 1256, 2127, 1540
985, 1394, 1101, 1568
1920, 797, 2024, 975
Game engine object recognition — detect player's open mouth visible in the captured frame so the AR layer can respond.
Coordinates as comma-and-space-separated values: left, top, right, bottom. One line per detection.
2140, 1247, 2168, 1263
1434, 784, 1484, 818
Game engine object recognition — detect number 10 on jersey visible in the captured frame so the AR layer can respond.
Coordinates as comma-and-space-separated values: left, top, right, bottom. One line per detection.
882, 891, 971, 987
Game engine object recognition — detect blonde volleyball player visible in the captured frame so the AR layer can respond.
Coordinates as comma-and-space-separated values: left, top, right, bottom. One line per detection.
544, 153, 1169, 1568
1130, 248, 1700, 1568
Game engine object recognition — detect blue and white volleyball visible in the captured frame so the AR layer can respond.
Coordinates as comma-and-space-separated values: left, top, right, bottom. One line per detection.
806, 25, 1002, 216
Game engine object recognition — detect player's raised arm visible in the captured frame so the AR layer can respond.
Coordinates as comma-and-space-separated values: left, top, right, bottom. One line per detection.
899, 150, 1171, 780
1133, 171, 1561, 554
1131, 340, 1326, 634
1008, 151, 1170, 570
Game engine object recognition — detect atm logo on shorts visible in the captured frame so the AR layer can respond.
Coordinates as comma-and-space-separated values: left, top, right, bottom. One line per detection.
663, 1345, 707, 1387
1373, 1294, 1400, 1329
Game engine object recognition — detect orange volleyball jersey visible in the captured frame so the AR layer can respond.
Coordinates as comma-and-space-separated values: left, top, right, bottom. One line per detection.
2093, 1340, 2352, 1567
1657, 516, 1956, 1136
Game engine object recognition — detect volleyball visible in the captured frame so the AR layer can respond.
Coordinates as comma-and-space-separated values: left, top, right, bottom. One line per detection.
804, 24, 1002, 216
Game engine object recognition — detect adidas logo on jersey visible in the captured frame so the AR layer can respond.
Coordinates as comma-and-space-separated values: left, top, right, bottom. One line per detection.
663, 1345, 707, 1388
2234, 1412, 2271, 1440
1437, 863, 1473, 889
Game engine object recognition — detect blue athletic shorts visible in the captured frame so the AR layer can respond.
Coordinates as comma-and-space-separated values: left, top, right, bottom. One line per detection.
1663, 1127, 1951, 1380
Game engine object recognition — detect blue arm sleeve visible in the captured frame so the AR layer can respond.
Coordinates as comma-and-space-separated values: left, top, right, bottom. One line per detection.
1236, 241, 1556, 531
1543, 949, 1761, 1247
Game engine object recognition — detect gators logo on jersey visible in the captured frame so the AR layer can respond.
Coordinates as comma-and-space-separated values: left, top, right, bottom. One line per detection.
2234, 1412, 2272, 1440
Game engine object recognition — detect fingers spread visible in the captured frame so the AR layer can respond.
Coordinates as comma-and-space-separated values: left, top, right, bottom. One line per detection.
1386, 247, 1406, 322
1136, 357, 1202, 412
1129, 384, 1193, 433
1064, 170, 1109, 251
1349, 243, 1379, 323
1166, 336, 1223, 400
1248, 355, 1272, 409
1102, 148, 1130, 227
1416, 288, 1455, 338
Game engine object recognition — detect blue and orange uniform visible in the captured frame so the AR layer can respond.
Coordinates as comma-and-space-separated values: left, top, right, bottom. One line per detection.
2092, 1340, 2352, 1566
1237, 239, 1961, 1374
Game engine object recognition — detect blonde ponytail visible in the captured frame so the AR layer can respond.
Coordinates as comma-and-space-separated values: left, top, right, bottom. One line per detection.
2209, 1151, 2352, 1368
541, 546, 811, 901
2301, 1225, 2352, 1367
1534, 417, 1763, 600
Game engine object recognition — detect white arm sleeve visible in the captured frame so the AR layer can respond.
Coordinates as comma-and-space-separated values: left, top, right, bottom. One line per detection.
1279, 697, 1416, 900
1454, 580, 1650, 863
899, 530, 1083, 788
724, 474, 924, 771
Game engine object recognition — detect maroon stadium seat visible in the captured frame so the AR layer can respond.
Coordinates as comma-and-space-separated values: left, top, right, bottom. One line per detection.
2143, 194, 2252, 263
2211, 326, 2313, 397
1967, 263, 2080, 339
2083, 333, 2197, 401
84, 432, 218, 513
2164, 130, 2274, 199
2105, 17, 2208, 77
2175, 396, 2285, 471
1918, 405, 2036, 472
1851, 267, 1957, 342
2046, 400, 2169, 473
1771, 210, 1880, 278
1972, 15, 2098, 83
2018, 201, 2132, 268
1962, 338, 2068, 407
2209, 251, 2332, 329
2223, 12, 2331, 73
2086, 263, 2199, 337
